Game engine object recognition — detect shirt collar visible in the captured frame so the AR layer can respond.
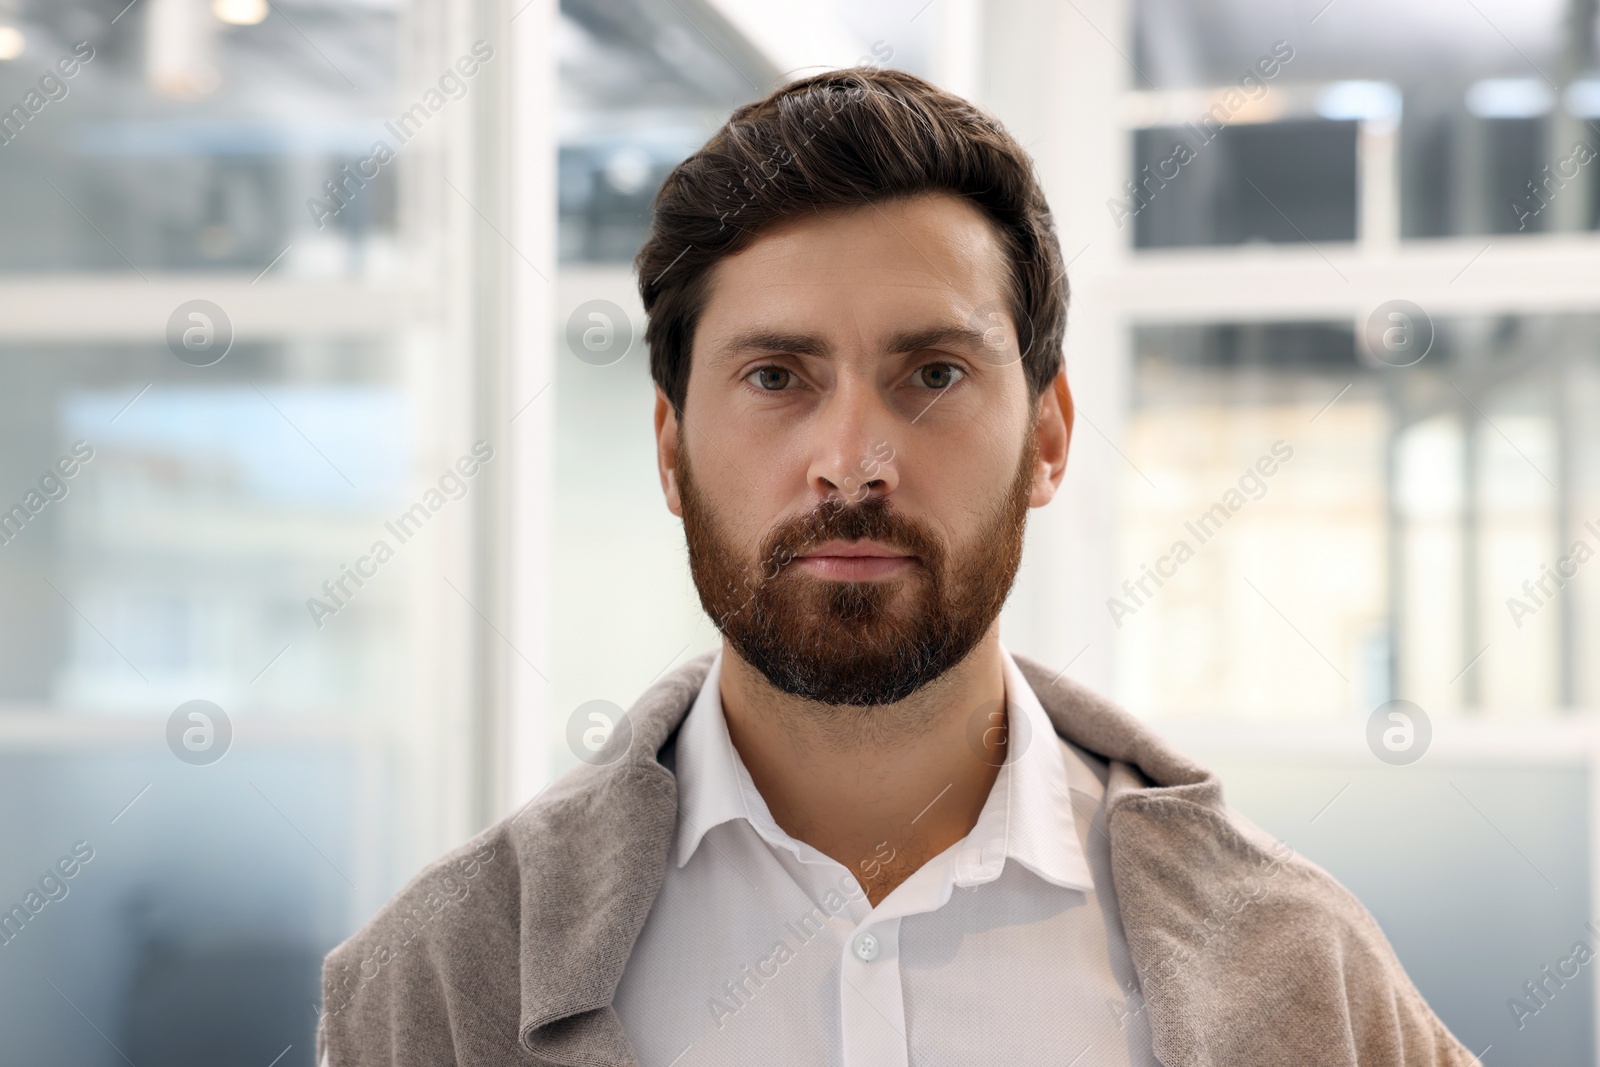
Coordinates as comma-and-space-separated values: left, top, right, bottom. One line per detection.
672, 644, 1098, 895
952, 646, 1098, 892
673, 646, 815, 868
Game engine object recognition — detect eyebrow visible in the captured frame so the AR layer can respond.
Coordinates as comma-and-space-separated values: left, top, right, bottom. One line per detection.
713, 325, 990, 363
888, 325, 990, 355
716, 330, 829, 360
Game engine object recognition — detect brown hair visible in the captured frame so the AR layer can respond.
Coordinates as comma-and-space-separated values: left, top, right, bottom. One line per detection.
635, 67, 1068, 417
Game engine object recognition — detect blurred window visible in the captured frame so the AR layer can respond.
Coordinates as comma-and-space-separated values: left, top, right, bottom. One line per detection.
0, 1, 500, 1064
557, 0, 770, 264
1130, 0, 1598, 243
1122, 316, 1600, 719
0, 0, 402, 276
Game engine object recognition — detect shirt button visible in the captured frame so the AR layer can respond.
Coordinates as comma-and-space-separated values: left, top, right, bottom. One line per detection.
852, 932, 879, 962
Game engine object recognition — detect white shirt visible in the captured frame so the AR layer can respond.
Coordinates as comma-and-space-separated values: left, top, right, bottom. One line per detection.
614, 646, 1159, 1067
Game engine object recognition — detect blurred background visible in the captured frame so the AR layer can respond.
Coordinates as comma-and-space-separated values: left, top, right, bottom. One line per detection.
0, 0, 1597, 1062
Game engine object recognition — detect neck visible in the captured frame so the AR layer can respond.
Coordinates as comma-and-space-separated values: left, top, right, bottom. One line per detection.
717, 627, 1008, 907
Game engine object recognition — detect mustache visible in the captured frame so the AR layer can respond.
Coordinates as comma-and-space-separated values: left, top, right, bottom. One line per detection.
758, 494, 943, 576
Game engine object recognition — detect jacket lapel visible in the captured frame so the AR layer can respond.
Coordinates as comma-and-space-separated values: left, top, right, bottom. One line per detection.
515, 652, 712, 1065
1016, 656, 1470, 1066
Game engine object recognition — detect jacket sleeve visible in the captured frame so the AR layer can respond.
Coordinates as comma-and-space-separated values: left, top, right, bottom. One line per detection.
317, 832, 527, 1067
317, 905, 463, 1067
1221, 803, 1479, 1066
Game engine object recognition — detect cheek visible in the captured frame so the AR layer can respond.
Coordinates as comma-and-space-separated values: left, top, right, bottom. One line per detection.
696, 434, 806, 533
909, 420, 1024, 515
684, 443, 773, 554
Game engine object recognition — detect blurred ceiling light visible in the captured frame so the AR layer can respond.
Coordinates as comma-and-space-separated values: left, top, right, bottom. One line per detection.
212, 0, 268, 26
1465, 77, 1554, 119
604, 146, 652, 196
0, 25, 24, 60
1565, 78, 1600, 118
148, 0, 220, 98
1316, 81, 1402, 130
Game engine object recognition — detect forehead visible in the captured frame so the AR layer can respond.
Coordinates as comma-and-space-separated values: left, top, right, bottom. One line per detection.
696, 194, 1013, 344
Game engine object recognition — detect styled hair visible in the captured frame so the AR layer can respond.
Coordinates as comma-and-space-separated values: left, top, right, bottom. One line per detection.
635, 67, 1068, 417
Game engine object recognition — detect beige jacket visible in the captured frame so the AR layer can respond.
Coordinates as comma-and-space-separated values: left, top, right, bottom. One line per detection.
317, 650, 1476, 1066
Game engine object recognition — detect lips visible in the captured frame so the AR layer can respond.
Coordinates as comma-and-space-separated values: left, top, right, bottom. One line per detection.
792, 539, 917, 580
798, 539, 912, 560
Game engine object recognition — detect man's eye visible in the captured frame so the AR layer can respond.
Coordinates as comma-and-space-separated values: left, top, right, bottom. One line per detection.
915, 362, 964, 389
748, 366, 793, 391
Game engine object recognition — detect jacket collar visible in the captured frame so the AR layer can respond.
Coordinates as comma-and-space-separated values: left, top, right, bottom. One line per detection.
513, 647, 1226, 1065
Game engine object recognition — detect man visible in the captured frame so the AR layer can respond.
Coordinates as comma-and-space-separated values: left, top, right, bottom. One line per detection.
318, 68, 1473, 1066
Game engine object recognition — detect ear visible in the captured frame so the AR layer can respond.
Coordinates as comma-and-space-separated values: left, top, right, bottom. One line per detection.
654, 388, 684, 517
1029, 369, 1073, 508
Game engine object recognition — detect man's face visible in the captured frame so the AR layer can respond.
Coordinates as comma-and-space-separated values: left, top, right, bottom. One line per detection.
658, 194, 1060, 706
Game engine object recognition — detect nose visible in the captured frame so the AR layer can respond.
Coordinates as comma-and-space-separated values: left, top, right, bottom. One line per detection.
806, 377, 899, 504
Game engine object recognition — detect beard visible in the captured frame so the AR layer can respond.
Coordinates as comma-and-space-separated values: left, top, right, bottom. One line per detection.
677, 431, 1037, 707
